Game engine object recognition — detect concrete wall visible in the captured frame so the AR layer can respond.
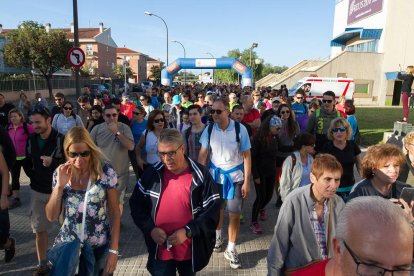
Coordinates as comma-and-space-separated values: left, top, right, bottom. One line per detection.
2, 88, 76, 102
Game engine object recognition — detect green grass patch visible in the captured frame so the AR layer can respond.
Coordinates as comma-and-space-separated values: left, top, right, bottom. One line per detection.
356, 107, 414, 146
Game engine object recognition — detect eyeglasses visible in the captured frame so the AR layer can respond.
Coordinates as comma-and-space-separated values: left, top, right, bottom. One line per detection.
332, 126, 347, 133
158, 144, 182, 159
105, 113, 118, 118
211, 109, 224, 115
322, 99, 333, 104
280, 110, 290, 115
154, 118, 165, 123
68, 151, 91, 158
63, 107, 73, 110
343, 240, 413, 276
133, 111, 142, 115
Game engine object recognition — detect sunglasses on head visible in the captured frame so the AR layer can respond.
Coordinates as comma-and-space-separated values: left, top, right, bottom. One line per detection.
154, 118, 165, 123
28, 105, 51, 117
211, 109, 223, 115
332, 126, 347, 133
322, 99, 333, 104
64, 107, 72, 110
105, 113, 118, 118
68, 151, 91, 158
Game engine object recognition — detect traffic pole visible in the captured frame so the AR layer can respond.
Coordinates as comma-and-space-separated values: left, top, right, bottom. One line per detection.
73, 0, 81, 110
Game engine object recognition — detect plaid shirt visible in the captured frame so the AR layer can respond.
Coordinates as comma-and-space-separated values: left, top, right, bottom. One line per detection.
309, 202, 328, 259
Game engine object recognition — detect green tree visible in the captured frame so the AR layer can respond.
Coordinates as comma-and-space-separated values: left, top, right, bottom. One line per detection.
112, 64, 133, 79
149, 65, 162, 82
3, 21, 72, 99
214, 48, 264, 84
80, 63, 97, 78
260, 63, 288, 78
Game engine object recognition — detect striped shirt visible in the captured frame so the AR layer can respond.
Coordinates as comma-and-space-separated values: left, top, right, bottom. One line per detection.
309, 202, 328, 259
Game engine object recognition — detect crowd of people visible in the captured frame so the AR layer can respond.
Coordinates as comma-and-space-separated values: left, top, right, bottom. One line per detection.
0, 81, 413, 275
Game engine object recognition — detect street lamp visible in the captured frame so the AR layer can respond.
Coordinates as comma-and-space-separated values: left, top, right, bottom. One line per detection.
171, 40, 186, 84
205, 52, 215, 84
144, 11, 169, 66
250, 42, 258, 69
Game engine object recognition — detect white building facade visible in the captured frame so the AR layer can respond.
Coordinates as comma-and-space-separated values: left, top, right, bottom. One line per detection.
331, 0, 414, 106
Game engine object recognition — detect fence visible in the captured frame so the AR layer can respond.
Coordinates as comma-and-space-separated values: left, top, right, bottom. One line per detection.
0, 78, 102, 92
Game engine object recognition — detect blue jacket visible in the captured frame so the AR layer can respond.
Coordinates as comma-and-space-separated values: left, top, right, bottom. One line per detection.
129, 157, 222, 272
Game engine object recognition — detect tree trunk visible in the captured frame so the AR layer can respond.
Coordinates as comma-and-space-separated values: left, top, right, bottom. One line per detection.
45, 74, 53, 100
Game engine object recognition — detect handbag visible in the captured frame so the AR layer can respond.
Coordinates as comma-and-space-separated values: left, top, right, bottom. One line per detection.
48, 179, 92, 276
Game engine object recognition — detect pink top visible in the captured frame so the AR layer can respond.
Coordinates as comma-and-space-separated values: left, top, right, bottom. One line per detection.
7, 123, 34, 157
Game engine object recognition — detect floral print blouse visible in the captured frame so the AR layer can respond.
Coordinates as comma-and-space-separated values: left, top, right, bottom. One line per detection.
52, 163, 118, 248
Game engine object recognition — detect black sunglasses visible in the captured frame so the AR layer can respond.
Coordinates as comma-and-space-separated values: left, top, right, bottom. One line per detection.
322, 99, 333, 103
280, 110, 290, 114
68, 151, 91, 158
133, 112, 142, 115
154, 118, 165, 123
211, 109, 223, 115
64, 107, 73, 110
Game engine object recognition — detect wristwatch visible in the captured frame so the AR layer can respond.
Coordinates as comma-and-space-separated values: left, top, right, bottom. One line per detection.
185, 226, 192, 238
115, 131, 121, 137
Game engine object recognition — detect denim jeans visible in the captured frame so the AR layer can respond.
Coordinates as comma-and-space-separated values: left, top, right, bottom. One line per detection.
148, 259, 194, 276
0, 208, 10, 247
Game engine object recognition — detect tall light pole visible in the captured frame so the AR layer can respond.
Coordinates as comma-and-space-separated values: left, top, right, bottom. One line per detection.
144, 11, 169, 66
205, 52, 214, 84
250, 42, 258, 69
171, 40, 186, 84
73, 0, 81, 104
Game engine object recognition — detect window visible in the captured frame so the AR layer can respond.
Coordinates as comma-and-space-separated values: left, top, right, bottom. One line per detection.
86, 44, 93, 56
346, 40, 379, 53
354, 80, 373, 97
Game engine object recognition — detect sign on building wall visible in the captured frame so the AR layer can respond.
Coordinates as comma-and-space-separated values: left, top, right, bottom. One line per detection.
347, 0, 383, 25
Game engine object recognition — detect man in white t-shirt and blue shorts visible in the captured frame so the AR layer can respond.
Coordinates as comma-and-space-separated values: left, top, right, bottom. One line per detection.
198, 99, 252, 269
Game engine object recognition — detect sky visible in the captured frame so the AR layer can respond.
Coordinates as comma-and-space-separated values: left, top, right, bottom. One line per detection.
1, 0, 336, 68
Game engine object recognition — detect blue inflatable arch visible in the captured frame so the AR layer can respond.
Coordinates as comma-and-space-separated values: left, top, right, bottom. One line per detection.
161, 58, 253, 88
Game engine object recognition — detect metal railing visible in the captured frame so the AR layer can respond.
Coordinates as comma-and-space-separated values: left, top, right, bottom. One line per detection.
0, 78, 102, 92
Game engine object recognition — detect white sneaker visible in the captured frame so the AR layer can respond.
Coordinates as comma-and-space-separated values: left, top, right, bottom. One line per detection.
224, 248, 242, 269
213, 236, 223, 252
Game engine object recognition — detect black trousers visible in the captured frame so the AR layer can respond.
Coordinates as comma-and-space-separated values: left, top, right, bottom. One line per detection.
251, 172, 276, 223
11, 159, 29, 192
0, 208, 10, 247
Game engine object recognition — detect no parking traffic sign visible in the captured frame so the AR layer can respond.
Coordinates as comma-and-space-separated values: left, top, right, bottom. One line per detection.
68, 47, 85, 67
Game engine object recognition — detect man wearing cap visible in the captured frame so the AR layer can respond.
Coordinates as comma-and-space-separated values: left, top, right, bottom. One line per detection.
261, 97, 280, 122
120, 92, 136, 119
25, 106, 64, 275
170, 95, 184, 128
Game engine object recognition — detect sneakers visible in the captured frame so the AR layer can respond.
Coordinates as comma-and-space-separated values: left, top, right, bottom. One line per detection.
250, 222, 263, 234
213, 236, 223, 252
224, 248, 242, 269
32, 265, 50, 276
4, 237, 15, 263
9, 198, 21, 209
259, 209, 267, 221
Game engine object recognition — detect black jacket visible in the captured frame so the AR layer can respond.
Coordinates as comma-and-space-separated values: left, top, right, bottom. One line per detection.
129, 157, 221, 272
398, 72, 414, 93
251, 132, 279, 178
25, 128, 65, 194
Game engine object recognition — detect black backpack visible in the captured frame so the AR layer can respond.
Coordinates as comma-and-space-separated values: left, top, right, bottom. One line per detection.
206, 121, 241, 148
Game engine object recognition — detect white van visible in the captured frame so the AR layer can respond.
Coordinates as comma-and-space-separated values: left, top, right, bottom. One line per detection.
288, 77, 355, 102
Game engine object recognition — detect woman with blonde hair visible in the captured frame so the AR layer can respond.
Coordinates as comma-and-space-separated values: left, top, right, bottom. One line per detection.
347, 143, 411, 202
321, 117, 361, 199
7, 108, 33, 208
398, 65, 414, 122
45, 126, 120, 275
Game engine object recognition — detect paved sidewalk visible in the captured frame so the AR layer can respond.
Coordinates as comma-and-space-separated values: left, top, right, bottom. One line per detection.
0, 170, 279, 275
